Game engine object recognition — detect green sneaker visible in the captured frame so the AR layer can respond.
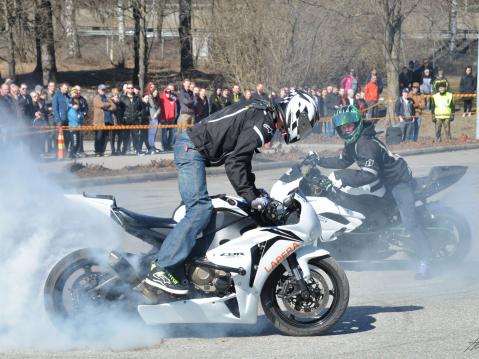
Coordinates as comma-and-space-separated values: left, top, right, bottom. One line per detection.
144, 262, 189, 295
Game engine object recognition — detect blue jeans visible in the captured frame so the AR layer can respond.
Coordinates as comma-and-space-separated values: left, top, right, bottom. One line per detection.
161, 124, 175, 150
156, 132, 213, 271
399, 122, 413, 142
391, 181, 432, 261
148, 118, 158, 150
411, 116, 421, 142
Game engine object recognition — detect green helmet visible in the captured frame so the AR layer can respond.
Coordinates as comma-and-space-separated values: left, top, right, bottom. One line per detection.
332, 105, 363, 144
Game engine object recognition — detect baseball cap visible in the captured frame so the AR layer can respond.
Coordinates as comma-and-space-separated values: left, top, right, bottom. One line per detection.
402, 87, 410, 93
98, 84, 108, 90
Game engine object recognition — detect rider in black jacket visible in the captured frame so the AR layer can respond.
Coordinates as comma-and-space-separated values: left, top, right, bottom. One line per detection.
145, 89, 320, 294
306, 106, 433, 279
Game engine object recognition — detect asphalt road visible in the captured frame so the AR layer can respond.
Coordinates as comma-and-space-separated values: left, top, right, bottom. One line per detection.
3, 149, 479, 358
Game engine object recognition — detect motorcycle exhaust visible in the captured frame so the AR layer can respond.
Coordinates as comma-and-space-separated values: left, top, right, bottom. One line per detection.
108, 251, 142, 286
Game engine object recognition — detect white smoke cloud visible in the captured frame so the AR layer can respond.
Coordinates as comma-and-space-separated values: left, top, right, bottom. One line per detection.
0, 147, 163, 350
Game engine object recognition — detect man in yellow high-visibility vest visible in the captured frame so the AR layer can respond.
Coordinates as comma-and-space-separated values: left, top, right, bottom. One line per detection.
431, 81, 455, 142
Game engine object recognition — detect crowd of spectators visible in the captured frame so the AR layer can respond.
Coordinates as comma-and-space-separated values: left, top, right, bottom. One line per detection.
0, 59, 476, 159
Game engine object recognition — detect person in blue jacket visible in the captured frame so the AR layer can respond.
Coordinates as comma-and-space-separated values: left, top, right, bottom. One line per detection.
52, 83, 71, 155
67, 93, 84, 159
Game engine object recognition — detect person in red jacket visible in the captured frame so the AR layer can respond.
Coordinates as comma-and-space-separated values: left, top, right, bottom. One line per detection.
364, 75, 379, 119
159, 84, 178, 151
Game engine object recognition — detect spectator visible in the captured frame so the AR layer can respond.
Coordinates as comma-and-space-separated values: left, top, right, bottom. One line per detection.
279, 87, 288, 98
340, 69, 358, 93
209, 88, 222, 114
355, 91, 367, 116
31, 91, 48, 157
93, 84, 117, 156
398, 66, 410, 91
177, 78, 197, 136
109, 88, 121, 155
345, 88, 358, 107
364, 75, 379, 119
72, 85, 89, 155
408, 82, 426, 141
417, 58, 434, 79
251, 83, 268, 101
145, 88, 161, 155
52, 83, 71, 155
220, 88, 231, 108
229, 85, 245, 104
18, 83, 34, 124
407, 60, 420, 84
9, 83, 22, 120
459, 65, 476, 117
67, 95, 84, 159
433, 69, 449, 93
195, 88, 210, 122
244, 89, 252, 101
395, 88, 415, 142
338, 88, 346, 106
118, 84, 143, 155
159, 84, 177, 151
366, 68, 384, 94
431, 82, 454, 142
44, 82, 56, 152
0, 83, 12, 110
139, 94, 150, 154
323, 85, 340, 137
420, 68, 434, 109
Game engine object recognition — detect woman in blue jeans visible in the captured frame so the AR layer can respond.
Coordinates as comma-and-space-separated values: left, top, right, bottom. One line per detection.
146, 89, 161, 154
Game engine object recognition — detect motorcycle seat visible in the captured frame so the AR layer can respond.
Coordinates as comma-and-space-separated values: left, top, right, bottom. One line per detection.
117, 207, 177, 228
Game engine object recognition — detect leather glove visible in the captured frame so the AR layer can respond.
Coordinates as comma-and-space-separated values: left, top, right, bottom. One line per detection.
251, 196, 270, 211
302, 151, 320, 167
318, 177, 334, 192
257, 188, 269, 197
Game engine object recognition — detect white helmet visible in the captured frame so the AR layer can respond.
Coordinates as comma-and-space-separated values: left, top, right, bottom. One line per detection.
278, 88, 319, 144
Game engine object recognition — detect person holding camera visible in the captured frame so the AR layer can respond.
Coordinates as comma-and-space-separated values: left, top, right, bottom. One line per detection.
159, 84, 178, 151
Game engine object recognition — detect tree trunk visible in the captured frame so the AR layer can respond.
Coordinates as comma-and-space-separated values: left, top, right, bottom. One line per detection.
449, 0, 458, 58
381, 0, 402, 125
64, 0, 81, 58
116, 0, 125, 68
133, 3, 140, 85
3, 0, 16, 79
33, 2, 42, 73
138, 0, 148, 94
39, 0, 57, 85
179, 0, 194, 73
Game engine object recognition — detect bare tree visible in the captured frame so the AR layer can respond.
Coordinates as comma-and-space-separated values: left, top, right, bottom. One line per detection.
38, 0, 57, 85
449, 0, 458, 57
179, 0, 193, 73
116, 0, 126, 68
2, 0, 16, 78
33, 1, 42, 73
64, 0, 81, 58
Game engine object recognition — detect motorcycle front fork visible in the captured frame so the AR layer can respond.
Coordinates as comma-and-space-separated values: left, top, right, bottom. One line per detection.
286, 255, 311, 300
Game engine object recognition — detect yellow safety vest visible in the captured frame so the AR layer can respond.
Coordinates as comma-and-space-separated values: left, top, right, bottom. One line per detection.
433, 92, 453, 119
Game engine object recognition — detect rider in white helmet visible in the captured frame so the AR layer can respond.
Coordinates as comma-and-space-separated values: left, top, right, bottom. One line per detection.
145, 88, 319, 295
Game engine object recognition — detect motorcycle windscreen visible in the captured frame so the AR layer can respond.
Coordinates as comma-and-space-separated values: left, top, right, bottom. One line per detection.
414, 166, 468, 200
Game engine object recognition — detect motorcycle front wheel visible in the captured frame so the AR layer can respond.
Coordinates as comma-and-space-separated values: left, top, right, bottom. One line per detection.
260, 256, 349, 336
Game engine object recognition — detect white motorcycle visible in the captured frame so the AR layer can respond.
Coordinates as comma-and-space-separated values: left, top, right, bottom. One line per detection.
44, 190, 349, 336
271, 163, 471, 262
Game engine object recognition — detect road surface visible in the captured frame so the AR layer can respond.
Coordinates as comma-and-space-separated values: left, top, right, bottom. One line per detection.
3, 149, 479, 358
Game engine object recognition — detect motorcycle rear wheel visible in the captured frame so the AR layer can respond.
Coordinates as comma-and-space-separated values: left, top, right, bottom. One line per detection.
423, 204, 471, 264
260, 256, 349, 336
44, 248, 139, 336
